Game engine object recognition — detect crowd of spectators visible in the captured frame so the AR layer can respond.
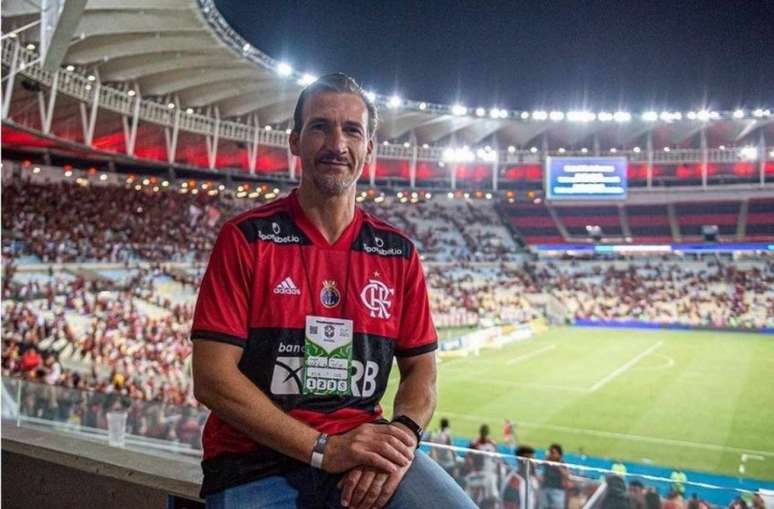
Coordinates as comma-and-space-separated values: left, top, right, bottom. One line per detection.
1, 179, 244, 263
422, 419, 753, 509
528, 260, 774, 330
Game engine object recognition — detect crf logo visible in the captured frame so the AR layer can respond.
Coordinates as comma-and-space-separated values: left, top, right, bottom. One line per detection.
360, 279, 394, 319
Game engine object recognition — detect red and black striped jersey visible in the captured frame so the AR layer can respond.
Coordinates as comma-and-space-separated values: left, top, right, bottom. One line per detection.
191, 189, 437, 495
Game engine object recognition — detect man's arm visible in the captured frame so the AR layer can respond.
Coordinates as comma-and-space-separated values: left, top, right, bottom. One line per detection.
193, 340, 415, 474
338, 352, 437, 509
391, 351, 437, 441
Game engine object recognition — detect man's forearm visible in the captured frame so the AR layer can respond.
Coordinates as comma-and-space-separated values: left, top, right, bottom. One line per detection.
195, 365, 319, 464
392, 355, 438, 432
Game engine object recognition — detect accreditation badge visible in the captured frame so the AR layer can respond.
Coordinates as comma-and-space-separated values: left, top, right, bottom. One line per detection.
303, 315, 353, 396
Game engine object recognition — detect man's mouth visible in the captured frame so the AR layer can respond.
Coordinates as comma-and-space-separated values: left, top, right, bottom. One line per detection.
318, 160, 349, 168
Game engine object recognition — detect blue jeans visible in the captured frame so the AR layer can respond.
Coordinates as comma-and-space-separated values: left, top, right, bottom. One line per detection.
206, 450, 477, 508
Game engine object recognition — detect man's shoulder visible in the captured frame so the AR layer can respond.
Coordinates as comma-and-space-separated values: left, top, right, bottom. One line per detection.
223, 197, 309, 246
355, 209, 416, 260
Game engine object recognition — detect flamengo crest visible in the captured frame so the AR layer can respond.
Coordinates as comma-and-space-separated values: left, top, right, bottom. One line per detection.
360, 277, 395, 319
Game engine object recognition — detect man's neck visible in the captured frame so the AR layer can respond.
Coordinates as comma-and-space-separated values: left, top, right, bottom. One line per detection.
297, 184, 356, 244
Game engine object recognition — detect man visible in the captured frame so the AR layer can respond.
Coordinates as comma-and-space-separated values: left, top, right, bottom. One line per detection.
191, 73, 475, 509
465, 424, 500, 506
540, 443, 570, 509
429, 417, 457, 477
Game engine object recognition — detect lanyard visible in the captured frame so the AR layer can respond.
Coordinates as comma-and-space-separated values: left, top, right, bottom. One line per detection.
298, 243, 353, 316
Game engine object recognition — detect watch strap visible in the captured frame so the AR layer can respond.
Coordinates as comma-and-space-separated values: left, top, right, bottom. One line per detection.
391, 415, 423, 447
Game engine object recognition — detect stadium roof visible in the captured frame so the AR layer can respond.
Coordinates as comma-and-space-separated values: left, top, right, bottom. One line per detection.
2, 0, 773, 151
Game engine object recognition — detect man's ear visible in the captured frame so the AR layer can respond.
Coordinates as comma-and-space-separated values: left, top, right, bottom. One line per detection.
289, 130, 300, 157
366, 137, 374, 163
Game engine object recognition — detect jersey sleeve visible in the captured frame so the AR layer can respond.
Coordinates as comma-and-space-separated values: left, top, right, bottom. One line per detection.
395, 248, 438, 356
190, 222, 253, 347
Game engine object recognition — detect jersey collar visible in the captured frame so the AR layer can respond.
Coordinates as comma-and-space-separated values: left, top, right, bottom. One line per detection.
288, 189, 363, 251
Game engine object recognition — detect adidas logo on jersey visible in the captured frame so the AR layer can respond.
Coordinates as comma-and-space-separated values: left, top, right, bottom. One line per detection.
273, 277, 301, 295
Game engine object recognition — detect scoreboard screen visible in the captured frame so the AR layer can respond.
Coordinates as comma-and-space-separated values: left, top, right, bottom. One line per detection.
545, 157, 628, 200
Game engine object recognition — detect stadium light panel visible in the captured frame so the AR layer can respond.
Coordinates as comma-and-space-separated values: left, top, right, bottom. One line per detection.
613, 111, 631, 123
422, 143, 429, 148
530, 146, 538, 153
418, 102, 427, 111
276, 62, 293, 77
770, 149, 774, 158
365, 91, 377, 103
598, 111, 613, 122
520, 111, 530, 120
87, 74, 96, 82
127, 90, 136, 97
387, 95, 402, 109
558, 147, 565, 153
719, 145, 726, 150
733, 109, 745, 119
633, 146, 641, 153
663, 146, 671, 152
642, 111, 658, 122
475, 107, 486, 117
696, 110, 711, 121
167, 102, 175, 109
549, 111, 565, 121
403, 142, 410, 148
242, 43, 252, 53
489, 108, 501, 119
581, 148, 588, 153
507, 145, 516, 153
65, 64, 75, 72
26, 43, 35, 50
264, 125, 272, 131
610, 148, 617, 153
532, 110, 548, 121
298, 74, 318, 86
752, 108, 765, 118
451, 104, 468, 116
185, 107, 194, 114
567, 111, 595, 122
686, 111, 697, 120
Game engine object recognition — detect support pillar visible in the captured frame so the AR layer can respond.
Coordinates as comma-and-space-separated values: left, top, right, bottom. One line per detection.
700, 127, 708, 188
646, 131, 654, 189
2, 41, 20, 119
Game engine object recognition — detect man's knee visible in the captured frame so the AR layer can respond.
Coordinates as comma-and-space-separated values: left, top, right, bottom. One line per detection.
387, 452, 477, 508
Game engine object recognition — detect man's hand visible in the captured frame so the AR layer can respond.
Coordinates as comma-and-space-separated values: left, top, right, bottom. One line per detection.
337, 462, 411, 509
322, 423, 416, 474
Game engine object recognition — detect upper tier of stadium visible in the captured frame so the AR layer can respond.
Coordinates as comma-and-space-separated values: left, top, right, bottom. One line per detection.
2, 0, 773, 189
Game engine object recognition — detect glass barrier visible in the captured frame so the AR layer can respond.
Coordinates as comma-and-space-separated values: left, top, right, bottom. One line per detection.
1, 378, 766, 508
418, 442, 761, 509
2, 378, 207, 457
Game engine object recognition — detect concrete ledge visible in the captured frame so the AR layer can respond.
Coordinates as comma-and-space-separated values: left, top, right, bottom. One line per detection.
2, 423, 203, 508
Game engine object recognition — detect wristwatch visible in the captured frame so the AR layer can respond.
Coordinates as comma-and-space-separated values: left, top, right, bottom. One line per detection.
310, 432, 329, 469
391, 415, 423, 447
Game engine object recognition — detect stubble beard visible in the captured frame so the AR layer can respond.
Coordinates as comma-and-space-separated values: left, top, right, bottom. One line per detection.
311, 165, 362, 196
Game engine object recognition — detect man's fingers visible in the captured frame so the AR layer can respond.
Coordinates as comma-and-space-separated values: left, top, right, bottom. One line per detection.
378, 424, 416, 448
374, 441, 412, 467
359, 473, 388, 509
374, 472, 403, 508
339, 469, 363, 507
359, 452, 398, 474
350, 469, 376, 508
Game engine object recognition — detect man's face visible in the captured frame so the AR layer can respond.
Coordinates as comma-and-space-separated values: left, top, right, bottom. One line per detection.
548, 447, 561, 461
290, 91, 373, 197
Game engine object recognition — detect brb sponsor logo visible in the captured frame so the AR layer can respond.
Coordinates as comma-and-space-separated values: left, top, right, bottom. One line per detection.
363, 236, 403, 256
258, 221, 300, 244
360, 278, 394, 319
270, 355, 379, 398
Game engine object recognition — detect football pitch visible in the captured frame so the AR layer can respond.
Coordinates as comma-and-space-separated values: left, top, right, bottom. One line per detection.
382, 326, 774, 480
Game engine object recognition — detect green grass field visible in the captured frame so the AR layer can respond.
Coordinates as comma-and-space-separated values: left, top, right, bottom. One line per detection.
382, 326, 774, 480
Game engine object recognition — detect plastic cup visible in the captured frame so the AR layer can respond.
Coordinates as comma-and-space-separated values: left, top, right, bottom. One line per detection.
106, 411, 127, 448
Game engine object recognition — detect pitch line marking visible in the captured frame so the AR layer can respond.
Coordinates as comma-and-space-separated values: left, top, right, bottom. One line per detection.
587, 341, 663, 392
505, 344, 557, 365
439, 411, 774, 458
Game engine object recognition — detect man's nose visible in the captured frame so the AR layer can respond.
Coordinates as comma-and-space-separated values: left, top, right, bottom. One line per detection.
325, 126, 347, 153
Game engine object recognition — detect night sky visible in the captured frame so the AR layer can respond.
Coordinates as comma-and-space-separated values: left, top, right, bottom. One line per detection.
215, 0, 774, 112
